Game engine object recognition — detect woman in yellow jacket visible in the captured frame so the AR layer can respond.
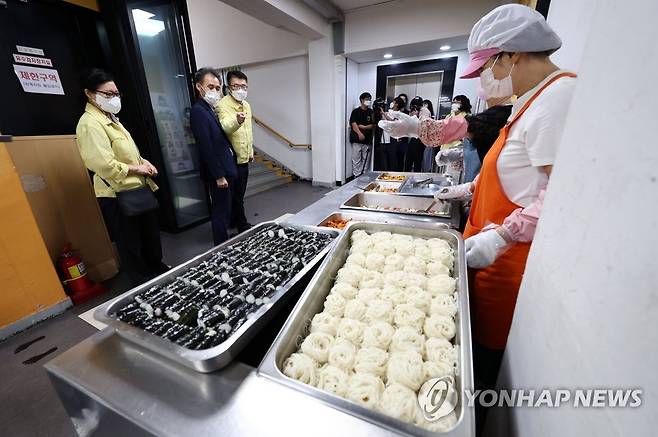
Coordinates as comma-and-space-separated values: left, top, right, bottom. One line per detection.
76, 68, 168, 285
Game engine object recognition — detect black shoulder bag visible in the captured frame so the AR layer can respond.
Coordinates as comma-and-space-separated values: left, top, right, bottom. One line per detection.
97, 174, 158, 217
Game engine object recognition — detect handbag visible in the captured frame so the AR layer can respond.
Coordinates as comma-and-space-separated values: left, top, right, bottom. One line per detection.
96, 174, 158, 217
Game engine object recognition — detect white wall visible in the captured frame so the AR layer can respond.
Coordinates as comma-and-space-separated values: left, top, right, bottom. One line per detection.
242, 56, 312, 179
354, 50, 479, 111
344, 0, 505, 54
488, 0, 658, 436
187, 0, 309, 69
547, 0, 597, 71
344, 58, 359, 182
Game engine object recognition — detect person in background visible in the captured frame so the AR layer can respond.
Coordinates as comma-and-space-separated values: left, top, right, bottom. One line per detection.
404, 96, 426, 172
382, 7, 576, 431
190, 68, 238, 245
464, 104, 513, 180
387, 96, 408, 171
76, 68, 167, 286
396, 93, 409, 112
217, 70, 253, 234
349, 92, 374, 177
420, 99, 436, 172
372, 97, 390, 170
433, 94, 473, 175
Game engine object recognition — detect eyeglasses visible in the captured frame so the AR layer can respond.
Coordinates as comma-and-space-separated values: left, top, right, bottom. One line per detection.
96, 89, 121, 98
229, 84, 248, 91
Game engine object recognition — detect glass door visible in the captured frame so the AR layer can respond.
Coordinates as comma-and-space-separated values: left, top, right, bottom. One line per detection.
128, 0, 207, 227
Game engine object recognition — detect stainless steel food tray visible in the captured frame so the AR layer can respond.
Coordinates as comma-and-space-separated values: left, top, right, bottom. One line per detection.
259, 221, 474, 437
341, 192, 451, 218
376, 172, 409, 183
94, 221, 339, 373
373, 172, 455, 197
318, 210, 449, 230
363, 180, 406, 193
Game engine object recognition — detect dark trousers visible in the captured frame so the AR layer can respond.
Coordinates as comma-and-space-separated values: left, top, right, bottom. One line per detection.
208, 181, 232, 246
404, 138, 425, 172
377, 142, 399, 171
392, 137, 408, 171
98, 197, 166, 286
230, 163, 249, 232
473, 342, 505, 436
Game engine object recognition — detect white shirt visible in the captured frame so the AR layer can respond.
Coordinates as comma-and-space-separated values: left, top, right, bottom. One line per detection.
497, 70, 576, 207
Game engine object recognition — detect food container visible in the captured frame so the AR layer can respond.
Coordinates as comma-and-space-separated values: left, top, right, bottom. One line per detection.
258, 221, 474, 437
376, 172, 408, 182
363, 181, 406, 193
94, 221, 339, 373
317, 211, 449, 231
341, 192, 451, 218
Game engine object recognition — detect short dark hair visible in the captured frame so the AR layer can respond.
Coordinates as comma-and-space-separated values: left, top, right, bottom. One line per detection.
226, 70, 248, 83
360, 92, 371, 101
397, 93, 408, 101
452, 95, 472, 113
422, 99, 434, 117
81, 68, 114, 91
466, 104, 512, 162
393, 96, 405, 110
194, 67, 220, 85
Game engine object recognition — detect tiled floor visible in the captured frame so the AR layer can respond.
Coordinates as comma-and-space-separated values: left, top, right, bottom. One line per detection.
0, 181, 331, 437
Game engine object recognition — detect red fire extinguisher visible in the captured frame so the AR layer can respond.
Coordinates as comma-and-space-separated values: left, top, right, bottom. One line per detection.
58, 244, 106, 305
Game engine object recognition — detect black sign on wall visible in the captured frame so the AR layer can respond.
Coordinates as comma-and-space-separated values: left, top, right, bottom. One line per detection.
376, 57, 458, 119
0, 0, 110, 135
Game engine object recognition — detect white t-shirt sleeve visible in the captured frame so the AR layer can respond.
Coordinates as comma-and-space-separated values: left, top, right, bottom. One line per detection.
524, 79, 576, 167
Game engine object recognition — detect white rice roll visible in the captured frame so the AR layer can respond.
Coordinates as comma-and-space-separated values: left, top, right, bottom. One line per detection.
414, 245, 432, 261
412, 237, 428, 248
354, 347, 389, 378
430, 247, 454, 268
391, 233, 413, 243
356, 287, 381, 302
407, 286, 432, 314
310, 312, 340, 336
360, 270, 384, 289
427, 238, 451, 251
370, 231, 392, 243
384, 270, 407, 288
393, 304, 426, 333
387, 350, 425, 391
424, 314, 456, 340
364, 299, 394, 324
430, 294, 458, 318
384, 253, 405, 269
317, 364, 349, 397
362, 321, 395, 350
426, 275, 456, 297
350, 238, 373, 255
405, 273, 427, 289
426, 261, 450, 277
337, 318, 365, 345
393, 239, 415, 257
371, 240, 396, 257
346, 372, 385, 410
344, 298, 367, 321
423, 360, 454, 380
345, 252, 366, 267
351, 229, 370, 242
386, 286, 411, 306
282, 352, 319, 386
390, 326, 425, 354
336, 265, 365, 288
330, 282, 358, 300
301, 332, 335, 363
328, 337, 358, 371
365, 252, 386, 272
425, 337, 458, 366
323, 293, 347, 317
378, 383, 421, 424
403, 255, 426, 275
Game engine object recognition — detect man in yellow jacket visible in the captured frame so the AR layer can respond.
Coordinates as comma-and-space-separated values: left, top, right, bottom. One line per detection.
216, 70, 254, 233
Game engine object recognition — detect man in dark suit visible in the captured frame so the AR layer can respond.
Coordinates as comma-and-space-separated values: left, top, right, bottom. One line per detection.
190, 68, 238, 245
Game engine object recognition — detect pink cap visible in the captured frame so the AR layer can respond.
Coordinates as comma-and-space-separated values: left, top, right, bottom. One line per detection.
459, 47, 501, 79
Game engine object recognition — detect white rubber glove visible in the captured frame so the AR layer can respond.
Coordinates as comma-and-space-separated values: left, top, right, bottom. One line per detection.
465, 229, 509, 269
435, 147, 464, 164
378, 112, 420, 138
434, 182, 473, 201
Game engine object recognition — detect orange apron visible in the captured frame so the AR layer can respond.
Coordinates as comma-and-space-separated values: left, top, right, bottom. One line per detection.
464, 72, 576, 350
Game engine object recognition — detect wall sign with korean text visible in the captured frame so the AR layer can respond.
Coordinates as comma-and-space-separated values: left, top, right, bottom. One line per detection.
13, 65, 65, 95
13, 53, 53, 67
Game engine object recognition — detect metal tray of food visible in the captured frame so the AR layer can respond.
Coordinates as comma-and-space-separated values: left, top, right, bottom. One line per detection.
258, 221, 474, 437
376, 172, 408, 182
399, 173, 455, 197
363, 180, 406, 193
94, 221, 339, 373
341, 192, 451, 218
318, 210, 449, 231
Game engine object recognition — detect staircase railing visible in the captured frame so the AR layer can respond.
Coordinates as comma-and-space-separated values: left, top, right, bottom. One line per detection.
253, 115, 311, 150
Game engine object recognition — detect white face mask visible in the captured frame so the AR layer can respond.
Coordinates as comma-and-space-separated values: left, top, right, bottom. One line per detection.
231, 88, 248, 101
96, 94, 121, 114
451, 103, 461, 112
203, 89, 221, 106
389, 102, 395, 109
363, 100, 371, 107
480, 55, 515, 100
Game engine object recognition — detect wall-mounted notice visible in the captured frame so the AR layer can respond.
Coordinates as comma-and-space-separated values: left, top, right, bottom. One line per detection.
13, 65, 65, 95
16, 45, 45, 56
13, 54, 53, 67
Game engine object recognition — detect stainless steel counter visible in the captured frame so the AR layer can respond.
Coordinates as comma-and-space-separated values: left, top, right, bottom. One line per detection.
46, 173, 465, 437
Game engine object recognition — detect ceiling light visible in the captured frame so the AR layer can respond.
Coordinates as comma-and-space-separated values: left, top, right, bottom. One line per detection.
440, 45, 451, 51
383, 53, 393, 59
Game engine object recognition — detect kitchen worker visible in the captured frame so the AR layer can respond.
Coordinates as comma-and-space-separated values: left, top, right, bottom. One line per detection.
380, 3, 576, 393
217, 70, 253, 234
76, 68, 168, 286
